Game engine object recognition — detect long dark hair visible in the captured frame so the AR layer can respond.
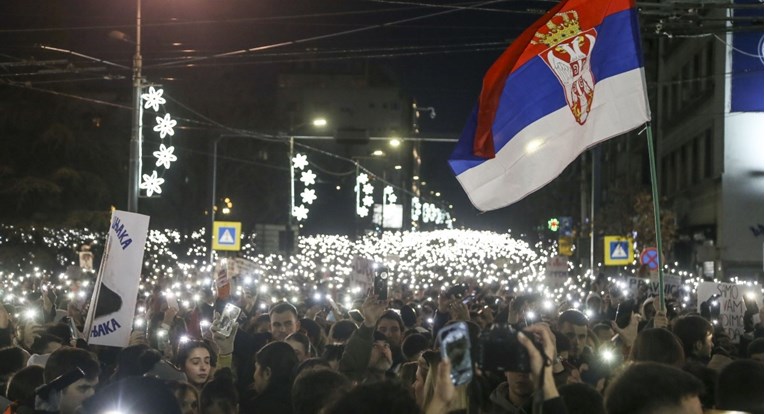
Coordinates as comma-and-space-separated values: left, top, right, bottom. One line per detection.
255, 341, 298, 393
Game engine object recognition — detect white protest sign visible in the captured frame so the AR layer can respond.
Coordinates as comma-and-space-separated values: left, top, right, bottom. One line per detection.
350, 256, 375, 292
85, 211, 150, 347
627, 276, 682, 298
697, 282, 763, 343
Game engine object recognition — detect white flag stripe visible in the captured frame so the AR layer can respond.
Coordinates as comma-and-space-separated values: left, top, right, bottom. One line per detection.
456, 68, 650, 211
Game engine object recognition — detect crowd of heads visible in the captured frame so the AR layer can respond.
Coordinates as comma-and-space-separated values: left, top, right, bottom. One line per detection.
0, 256, 761, 413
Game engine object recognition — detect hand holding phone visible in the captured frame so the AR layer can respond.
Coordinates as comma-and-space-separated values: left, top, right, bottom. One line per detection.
212, 303, 241, 337
438, 322, 473, 386
374, 270, 388, 301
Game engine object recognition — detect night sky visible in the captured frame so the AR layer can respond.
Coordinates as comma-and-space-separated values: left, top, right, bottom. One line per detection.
0, 0, 562, 233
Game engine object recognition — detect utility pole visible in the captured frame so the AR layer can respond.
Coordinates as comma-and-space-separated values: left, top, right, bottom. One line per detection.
127, 0, 143, 212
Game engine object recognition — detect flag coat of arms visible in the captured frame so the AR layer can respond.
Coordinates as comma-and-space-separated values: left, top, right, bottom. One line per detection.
449, 0, 650, 211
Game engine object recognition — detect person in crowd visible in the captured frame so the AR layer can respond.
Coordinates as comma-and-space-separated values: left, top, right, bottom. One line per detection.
557, 309, 590, 367
299, 318, 327, 357
328, 320, 357, 345
339, 294, 393, 383
173, 340, 216, 390
80, 376, 182, 414
605, 362, 704, 414
27, 333, 63, 368
40, 347, 100, 414
241, 341, 298, 413
110, 344, 150, 381
629, 328, 685, 367
321, 344, 344, 371
200, 368, 238, 414
292, 367, 351, 414
746, 337, 763, 361
715, 359, 764, 414
672, 315, 714, 366
294, 358, 331, 378
3, 365, 44, 414
166, 380, 200, 414
483, 324, 568, 414
401, 333, 429, 362
591, 323, 614, 346
0, 348, 29, 394
376, 310, 406, 368
244, 314, 271, 336
285, 332, 313, 363
324, 381, 421, 414
558, 382, 605, 414
270, 302, 300, 342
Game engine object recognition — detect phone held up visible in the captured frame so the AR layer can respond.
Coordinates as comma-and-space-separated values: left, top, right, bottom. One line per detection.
348, 309, 365, 324
374, 268, 389, 301
212, 303, 241, 337
438, 322, 473, 386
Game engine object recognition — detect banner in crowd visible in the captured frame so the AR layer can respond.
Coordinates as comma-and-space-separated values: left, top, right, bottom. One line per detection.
697, 281, 762, 343
85, 210, 150, 348
627, 276, 682, 298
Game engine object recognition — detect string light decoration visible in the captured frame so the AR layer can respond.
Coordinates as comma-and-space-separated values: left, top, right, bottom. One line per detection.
292, 153, 317, 222
356, 173, 373, 217
139, 86, 179, 197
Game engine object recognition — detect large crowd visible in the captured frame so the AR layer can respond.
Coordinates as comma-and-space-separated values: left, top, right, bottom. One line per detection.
0, 267, 761, 414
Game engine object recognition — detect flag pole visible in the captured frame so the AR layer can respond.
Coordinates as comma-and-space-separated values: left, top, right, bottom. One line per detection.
644, 122, 665, 312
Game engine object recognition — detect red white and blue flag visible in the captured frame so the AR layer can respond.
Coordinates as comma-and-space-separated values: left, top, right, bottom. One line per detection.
449, 0, 650, 211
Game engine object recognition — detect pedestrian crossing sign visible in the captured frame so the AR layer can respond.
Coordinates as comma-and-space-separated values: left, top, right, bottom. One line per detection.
213, 221, 241, 251
604, 236, 633, 266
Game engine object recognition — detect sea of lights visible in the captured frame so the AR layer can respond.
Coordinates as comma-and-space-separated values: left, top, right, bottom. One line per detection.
0, 224, 759, 313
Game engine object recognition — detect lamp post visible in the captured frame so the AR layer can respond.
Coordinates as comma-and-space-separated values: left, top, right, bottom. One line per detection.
127, 0, 143, 212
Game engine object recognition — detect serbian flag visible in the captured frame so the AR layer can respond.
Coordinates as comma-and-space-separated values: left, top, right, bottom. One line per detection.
449, 0, 650, 211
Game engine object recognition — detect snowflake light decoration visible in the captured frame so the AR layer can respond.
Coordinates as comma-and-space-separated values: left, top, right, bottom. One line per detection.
363, 196, 374, 207
138, 85, 181, 198
292, 154, 309, 170
363, 183, 374, 195
291, 154, 319, 222
300, 189, 317, 205
153, 113, 177, 139
357, 206, 369, 217
387, 193, 398, 204
292, 205, 309, 221
300, 170, 317, 186
153, 144, 177, 169
140, 170, 165, 197
141, 86, 166, 112
357, 173, 369, 185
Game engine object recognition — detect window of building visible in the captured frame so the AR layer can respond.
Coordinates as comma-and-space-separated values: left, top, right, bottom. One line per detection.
703, 129, 713, 178
691, 138, 700, 185
678, 148, 686, 188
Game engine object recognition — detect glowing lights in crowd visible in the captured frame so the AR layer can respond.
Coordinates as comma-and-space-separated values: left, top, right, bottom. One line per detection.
0, 224, 761, 319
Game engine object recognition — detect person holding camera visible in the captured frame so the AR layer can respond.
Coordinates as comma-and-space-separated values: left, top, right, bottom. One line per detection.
482, 323, 568, 414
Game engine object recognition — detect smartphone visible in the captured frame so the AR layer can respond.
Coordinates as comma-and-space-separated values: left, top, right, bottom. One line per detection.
374, 269, 388, 301
614, 299, 636, 329
438, 322, 473, 386
348, 309, 365, 324
212, 303, 241, 337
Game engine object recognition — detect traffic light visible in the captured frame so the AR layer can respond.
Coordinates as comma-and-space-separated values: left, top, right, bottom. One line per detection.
547, 218, 560, 232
